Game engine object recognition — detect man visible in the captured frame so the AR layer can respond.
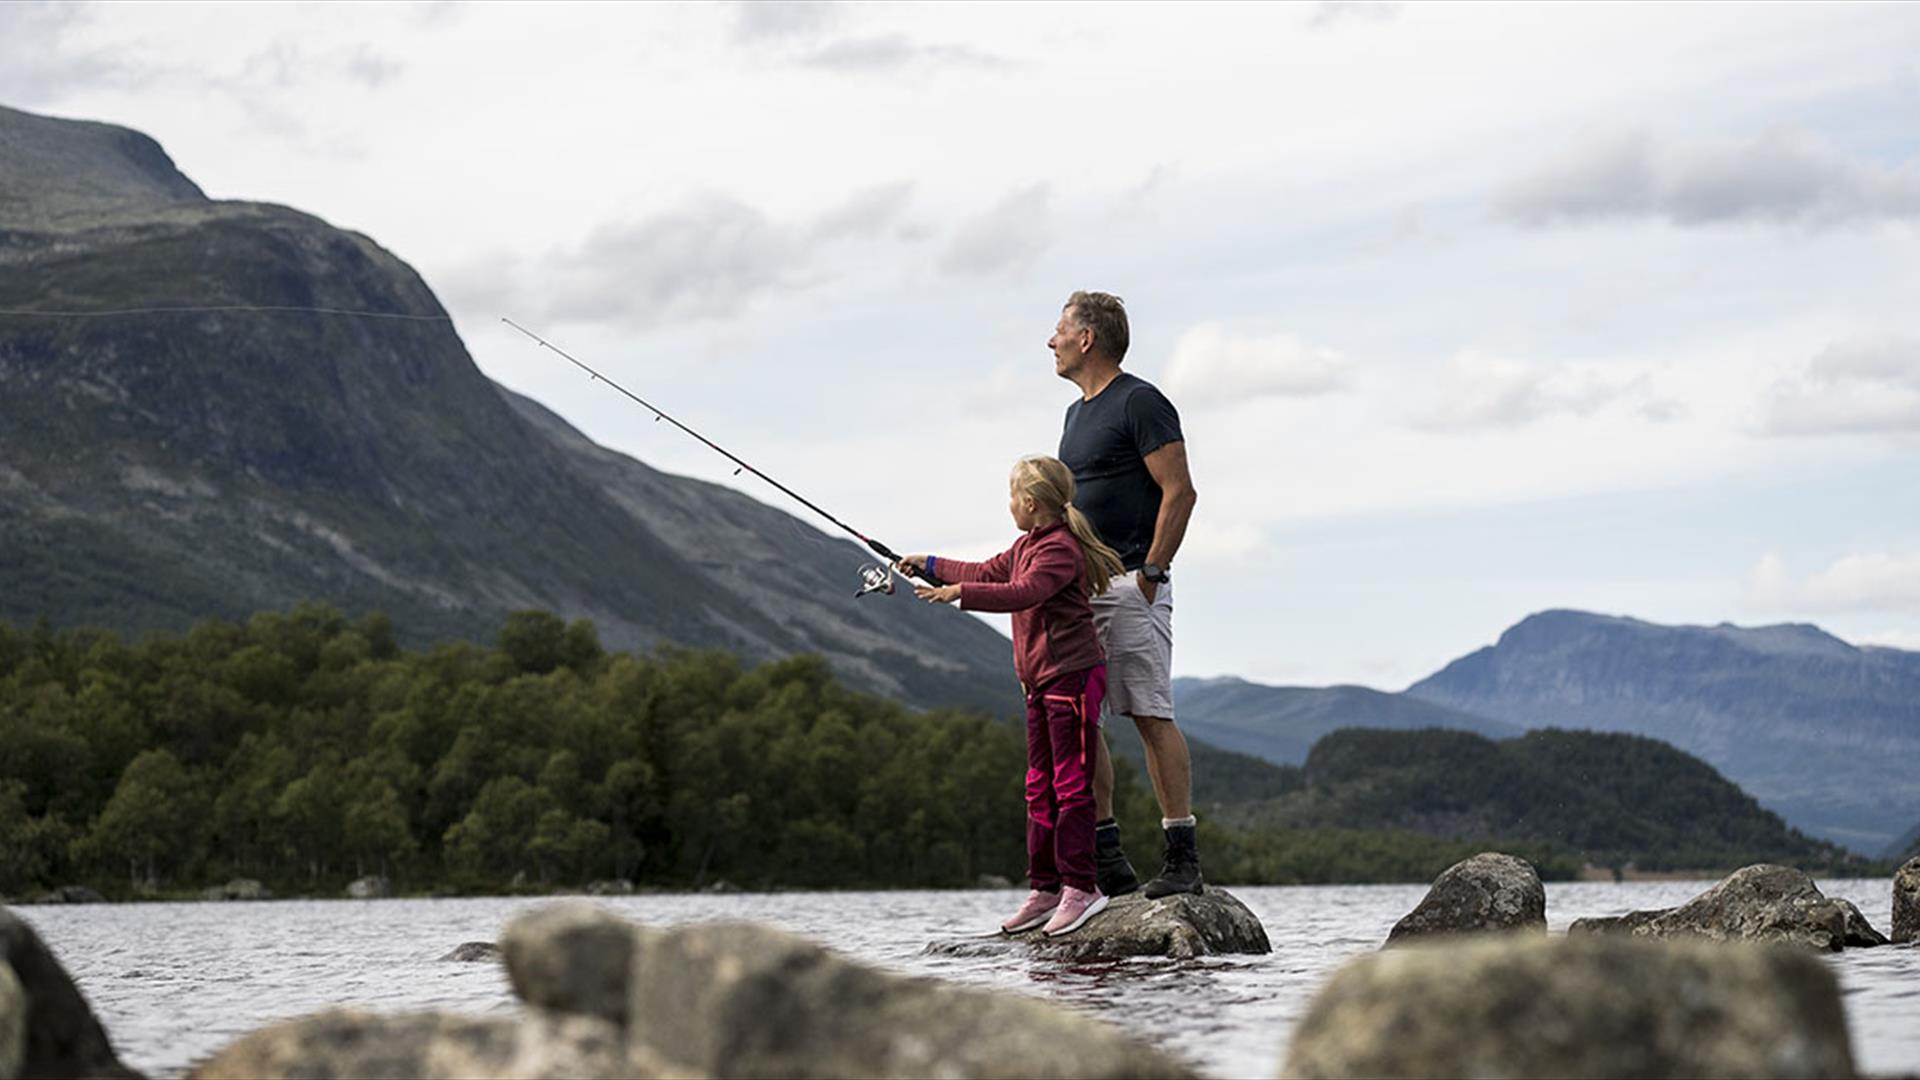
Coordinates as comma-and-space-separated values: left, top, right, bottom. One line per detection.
1050, 290, 1201, 898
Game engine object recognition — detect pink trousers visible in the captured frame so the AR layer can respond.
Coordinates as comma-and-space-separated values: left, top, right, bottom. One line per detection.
1024, 664, 1107, 892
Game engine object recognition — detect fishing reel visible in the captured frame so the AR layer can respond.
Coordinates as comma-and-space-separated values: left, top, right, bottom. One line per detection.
855, 562, 897, 598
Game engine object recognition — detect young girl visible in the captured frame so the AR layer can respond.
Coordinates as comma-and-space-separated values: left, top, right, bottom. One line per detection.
901, 454, 1126, 936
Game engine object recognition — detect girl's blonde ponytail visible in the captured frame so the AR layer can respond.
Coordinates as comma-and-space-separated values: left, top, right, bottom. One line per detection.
1012, 455, 1127, 596
1065, 504, 1126, 596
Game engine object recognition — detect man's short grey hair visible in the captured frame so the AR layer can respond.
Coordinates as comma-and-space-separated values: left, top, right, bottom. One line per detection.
1064, 291, 1129, 364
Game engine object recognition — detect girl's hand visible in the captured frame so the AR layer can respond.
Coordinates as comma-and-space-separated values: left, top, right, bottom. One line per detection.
915, 584, 961, 605
896, 555, 928, 574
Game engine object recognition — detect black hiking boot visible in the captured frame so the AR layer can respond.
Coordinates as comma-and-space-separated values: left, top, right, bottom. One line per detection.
1095, 819, 1139, 897
1142, 823, 1204, 899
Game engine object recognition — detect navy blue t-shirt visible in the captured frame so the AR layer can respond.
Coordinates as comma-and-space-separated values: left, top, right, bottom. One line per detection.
1058, 373, 1184, 571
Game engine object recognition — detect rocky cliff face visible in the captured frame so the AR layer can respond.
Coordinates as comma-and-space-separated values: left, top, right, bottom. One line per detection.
1407, 609, 1920, 853
0, 104, 1012, 713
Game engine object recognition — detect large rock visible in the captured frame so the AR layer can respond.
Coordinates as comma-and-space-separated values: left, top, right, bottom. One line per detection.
1386, 853, 1545, 944
1894, 857, 1920, 945
0, 905, 142, 1078
923, 888, 1269, 962
503, 903, 634, 1030
1568, 864, 1853, 951
629, 920, 1194, 1078
1283, 934, 1856, 1079
187, 1009, 649, 1079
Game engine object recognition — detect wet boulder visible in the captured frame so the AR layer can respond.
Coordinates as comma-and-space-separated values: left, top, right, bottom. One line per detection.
1568, 865, 1853, 951
187, 1009, 642, 1079
346, 875, 390, 899
1834, 899, 1887, 948
0, 905, 142, 1078
1386, 853, 1545, 944
1894, 857, 1920, 945
502, 902, 635, 1030
1282, 934, 1856, 1079
630, 920, 1193, 1078
923, 888, 1270, 962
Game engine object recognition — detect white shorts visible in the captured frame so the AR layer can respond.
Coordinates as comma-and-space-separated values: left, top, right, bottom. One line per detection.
1089, 575, 1174, 722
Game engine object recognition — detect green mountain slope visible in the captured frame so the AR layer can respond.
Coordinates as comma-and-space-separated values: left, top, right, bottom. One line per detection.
1171, 676, 1518, 765
1223, 726, 1863, 872
0, 103, 1015, 714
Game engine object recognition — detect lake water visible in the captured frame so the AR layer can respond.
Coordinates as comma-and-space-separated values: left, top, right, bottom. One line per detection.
16, 879, 1918, 1077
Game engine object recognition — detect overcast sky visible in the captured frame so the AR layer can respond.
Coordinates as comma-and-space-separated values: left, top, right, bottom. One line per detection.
8, 1, 1920, 689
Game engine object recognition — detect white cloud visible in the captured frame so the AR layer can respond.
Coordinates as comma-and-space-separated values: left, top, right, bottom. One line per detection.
1163, 324, 1352, 408
1849, 627, 1920, 653
1760, 338, 1920, 436
940, 183, 1050, 277
1497, 129, 1920, 229
1410, 350, 1672, 432
1748, 551, 1920, 614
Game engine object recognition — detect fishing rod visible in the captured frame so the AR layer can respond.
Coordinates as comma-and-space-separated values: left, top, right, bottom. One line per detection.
500, 318, 944, 597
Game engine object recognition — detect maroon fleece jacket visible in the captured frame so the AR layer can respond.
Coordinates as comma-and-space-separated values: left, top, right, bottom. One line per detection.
934, 522, 1104, 689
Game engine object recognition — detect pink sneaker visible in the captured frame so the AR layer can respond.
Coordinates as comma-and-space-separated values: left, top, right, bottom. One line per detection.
1001, 889, 1061, 933
1042, 885, 1109, 936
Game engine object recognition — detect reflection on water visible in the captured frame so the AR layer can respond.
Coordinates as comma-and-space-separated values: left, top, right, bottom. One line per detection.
16, 879, 1918, 1078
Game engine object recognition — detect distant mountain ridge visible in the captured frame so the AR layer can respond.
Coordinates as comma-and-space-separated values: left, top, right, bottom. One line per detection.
0, 103, 1014, 714
1171, 677, 1518, 766
1407, 610, 1920, 853
1173, 611, 1920, 855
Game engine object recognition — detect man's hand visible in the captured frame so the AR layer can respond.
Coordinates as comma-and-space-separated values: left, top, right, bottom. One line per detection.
915, 584, 962, 605
1136, 571, 1159, 605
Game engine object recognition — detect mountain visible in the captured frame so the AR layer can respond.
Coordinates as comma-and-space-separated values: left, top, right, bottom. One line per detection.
1170, 676, 1519, 765
1886, 822, 1920, 864
1408, 609, 1920, 853
0, 104, 1014, 713
1226, 727, 1858, 873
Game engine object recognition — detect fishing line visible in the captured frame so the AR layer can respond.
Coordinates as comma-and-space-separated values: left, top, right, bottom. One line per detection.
499, 317, 944, 594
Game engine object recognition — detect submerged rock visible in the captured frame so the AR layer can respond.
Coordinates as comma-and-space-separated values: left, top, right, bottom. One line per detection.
630, 920, 1193, 1078
0, 905, 142, 1078
1283, 934, 1856, 1079
503, 903, 634, 1030
1894, 857, 1920, 945
187, 1008, 641, 1079
1386, 852, 1545, 944
441, 941, 502, 963
923, 888, 1270, 961
1568, 864, 1854, 951
346, 875, 391, 899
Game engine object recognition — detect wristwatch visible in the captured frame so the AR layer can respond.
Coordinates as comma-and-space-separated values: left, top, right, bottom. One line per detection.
1141, 563, 1169, 583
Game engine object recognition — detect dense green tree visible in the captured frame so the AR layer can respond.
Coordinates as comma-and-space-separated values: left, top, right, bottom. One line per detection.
73, 749, 207, 888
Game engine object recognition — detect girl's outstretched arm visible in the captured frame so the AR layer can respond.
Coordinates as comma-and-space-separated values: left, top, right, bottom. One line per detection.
901, 546, 1013, 585
958, 543, 1079, 613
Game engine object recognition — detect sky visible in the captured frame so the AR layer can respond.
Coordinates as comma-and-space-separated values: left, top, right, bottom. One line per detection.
6, 1, 1919, 689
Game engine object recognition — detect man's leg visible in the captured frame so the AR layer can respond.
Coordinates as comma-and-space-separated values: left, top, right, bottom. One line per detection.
1135, 712, 1203, 897
1131, 714, 1192, 820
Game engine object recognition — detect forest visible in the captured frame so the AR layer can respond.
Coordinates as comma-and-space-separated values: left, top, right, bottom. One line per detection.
0, 604, 1590, 898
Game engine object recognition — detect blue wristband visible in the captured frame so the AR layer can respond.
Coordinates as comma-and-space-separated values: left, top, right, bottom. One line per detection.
927, 555, 938, 577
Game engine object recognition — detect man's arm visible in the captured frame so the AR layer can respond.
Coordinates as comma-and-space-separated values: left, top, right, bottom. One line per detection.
1141, 440, 1196, 600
